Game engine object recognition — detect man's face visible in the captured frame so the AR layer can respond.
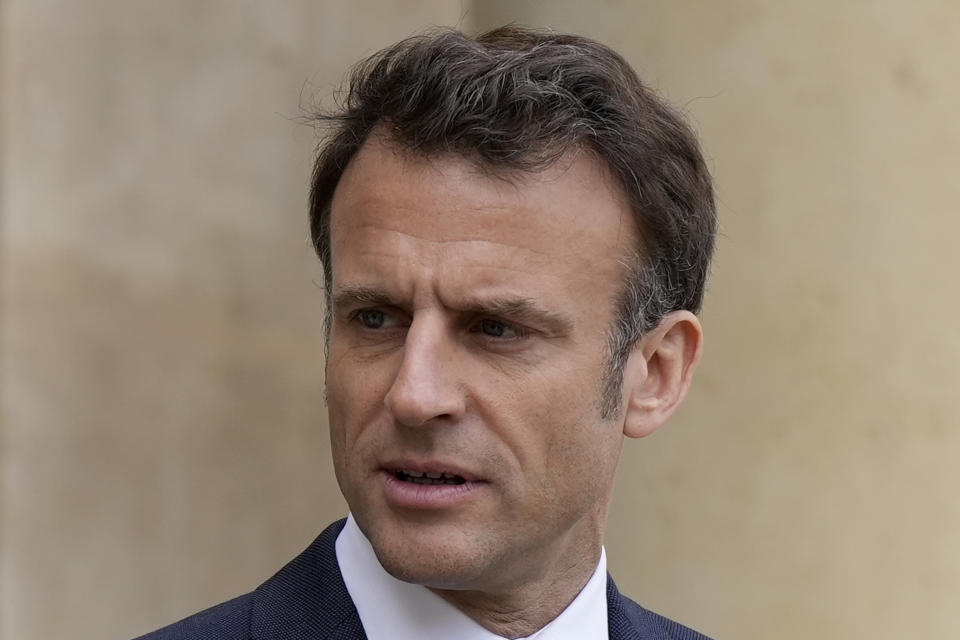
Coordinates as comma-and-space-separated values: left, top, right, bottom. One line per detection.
325, 135, 637, 595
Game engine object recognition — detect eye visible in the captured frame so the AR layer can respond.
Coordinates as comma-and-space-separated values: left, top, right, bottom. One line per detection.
475, 318, 524, 339
356, 309, 389, 329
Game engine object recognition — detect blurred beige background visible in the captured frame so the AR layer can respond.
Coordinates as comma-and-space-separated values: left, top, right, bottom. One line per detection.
2, 1, 958, 639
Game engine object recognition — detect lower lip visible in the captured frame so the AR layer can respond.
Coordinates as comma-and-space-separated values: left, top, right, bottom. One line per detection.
380, 471, 485, 510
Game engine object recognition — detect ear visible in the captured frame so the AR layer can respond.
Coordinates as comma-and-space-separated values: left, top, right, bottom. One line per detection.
621, 310, 703, 439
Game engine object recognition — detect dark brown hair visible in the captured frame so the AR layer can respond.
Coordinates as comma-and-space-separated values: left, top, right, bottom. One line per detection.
308, 25, 716, 416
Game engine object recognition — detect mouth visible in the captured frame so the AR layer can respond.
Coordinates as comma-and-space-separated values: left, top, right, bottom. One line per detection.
393, 469, 467, 486
379, 463, 483, 509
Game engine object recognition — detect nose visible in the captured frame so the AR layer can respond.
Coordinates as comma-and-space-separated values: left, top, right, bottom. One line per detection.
384, 318, 465, 426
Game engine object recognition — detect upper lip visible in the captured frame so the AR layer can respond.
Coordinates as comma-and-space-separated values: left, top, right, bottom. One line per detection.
380, 459, 483, 483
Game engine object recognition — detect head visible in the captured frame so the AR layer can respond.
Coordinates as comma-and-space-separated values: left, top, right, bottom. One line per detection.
309, 25, 715, 621
310, 25, 716, 418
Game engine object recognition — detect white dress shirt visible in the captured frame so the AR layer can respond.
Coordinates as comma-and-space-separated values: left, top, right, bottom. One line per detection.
336, 514, 609, 640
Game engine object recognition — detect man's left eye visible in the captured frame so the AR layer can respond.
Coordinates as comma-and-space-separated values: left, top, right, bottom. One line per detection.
476, 318, 522, 339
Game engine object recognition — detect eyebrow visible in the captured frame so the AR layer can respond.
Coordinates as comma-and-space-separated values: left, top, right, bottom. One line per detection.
460, 296, 573, 335
332, 285, 396, 310
332, 284, 574, 335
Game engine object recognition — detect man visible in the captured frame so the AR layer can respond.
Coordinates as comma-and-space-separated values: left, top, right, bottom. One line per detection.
138, 25, 716, 640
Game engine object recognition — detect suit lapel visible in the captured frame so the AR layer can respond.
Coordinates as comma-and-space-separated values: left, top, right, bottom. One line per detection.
250, 519, 367, 640
607, 576, 646, 640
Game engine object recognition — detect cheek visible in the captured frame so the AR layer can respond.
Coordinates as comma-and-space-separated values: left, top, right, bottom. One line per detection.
487, 368, 603, 471
326, 356, 391, 454
531, 367, 620, 473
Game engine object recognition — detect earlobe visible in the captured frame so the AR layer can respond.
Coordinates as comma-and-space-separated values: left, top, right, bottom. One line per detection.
621, 311, 703, 439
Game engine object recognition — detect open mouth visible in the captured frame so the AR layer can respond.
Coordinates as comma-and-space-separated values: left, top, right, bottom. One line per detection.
394, 469, 467, 485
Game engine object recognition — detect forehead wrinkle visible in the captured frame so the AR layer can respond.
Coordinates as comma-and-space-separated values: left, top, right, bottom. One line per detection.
336, 185, 520, 223
337, 225, 558, 273
348, 220, 557, 256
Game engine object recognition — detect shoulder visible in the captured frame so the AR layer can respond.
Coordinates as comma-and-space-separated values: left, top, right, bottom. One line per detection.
132, 519, 353, 640
607, 577, 714, 640
132, 593, 254, 640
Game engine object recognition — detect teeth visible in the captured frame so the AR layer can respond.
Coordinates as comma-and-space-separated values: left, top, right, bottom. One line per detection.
395, 469, 467, 485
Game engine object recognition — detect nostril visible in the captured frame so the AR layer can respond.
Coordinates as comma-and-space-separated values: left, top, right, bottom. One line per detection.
384, 381, 464, 427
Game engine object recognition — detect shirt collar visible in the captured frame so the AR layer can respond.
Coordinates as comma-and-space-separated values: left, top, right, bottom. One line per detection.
335, 514, 608, 640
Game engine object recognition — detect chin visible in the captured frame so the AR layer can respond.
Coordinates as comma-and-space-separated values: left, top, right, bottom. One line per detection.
364, 522, 493, 589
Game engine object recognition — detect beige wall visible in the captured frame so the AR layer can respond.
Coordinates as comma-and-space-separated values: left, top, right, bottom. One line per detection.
0, 1, 467, 638
3, 2, 959, 639
473, 2, 960, 638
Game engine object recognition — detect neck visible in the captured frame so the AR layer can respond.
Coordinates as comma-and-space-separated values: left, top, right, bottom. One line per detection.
428, 545, 602, 639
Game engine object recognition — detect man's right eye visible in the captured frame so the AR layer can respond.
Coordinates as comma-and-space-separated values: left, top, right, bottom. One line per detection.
356, 309, 387, 329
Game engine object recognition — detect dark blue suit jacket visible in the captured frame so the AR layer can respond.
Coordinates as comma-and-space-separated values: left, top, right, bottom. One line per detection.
135, 519, 711, 640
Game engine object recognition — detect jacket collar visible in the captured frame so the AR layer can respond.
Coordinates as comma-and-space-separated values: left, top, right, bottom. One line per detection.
249, 518, 651, 640
251, 519, 366, 640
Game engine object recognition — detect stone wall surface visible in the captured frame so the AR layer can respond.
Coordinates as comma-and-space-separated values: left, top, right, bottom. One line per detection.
0, 2, 466, 638
3, 2, 959, 639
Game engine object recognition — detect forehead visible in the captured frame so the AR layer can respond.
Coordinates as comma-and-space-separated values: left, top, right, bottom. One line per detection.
327, 135, 637, 306
333, 136, 633, 241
